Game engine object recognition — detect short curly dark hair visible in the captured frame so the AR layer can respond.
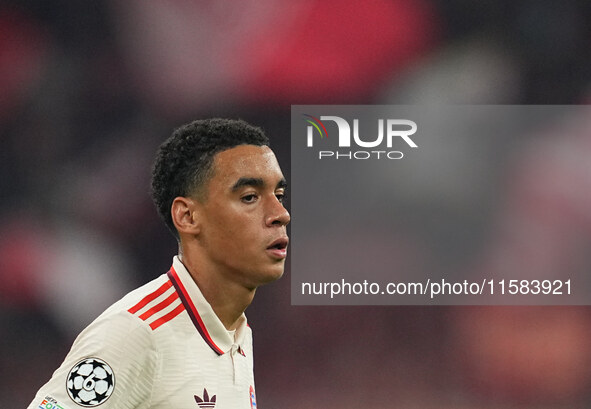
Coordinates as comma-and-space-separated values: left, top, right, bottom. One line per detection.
151, 118, 269, 239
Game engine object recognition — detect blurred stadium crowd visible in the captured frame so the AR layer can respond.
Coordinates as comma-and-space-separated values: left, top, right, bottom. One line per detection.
1, 0, 591, 408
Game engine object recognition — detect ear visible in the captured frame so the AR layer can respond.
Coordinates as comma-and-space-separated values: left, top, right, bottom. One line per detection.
171, 196, 201, 236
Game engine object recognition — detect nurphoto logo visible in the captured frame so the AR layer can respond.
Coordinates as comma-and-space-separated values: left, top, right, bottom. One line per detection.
303, 114, 418, 159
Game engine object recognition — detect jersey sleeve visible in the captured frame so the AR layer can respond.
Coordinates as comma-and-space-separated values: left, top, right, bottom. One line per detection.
27, 310, 157, 409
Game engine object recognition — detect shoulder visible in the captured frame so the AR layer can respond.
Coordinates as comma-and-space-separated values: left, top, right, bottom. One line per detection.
67, 274, 175, 360
107, 273, 174, 318
27, 275, 174, 409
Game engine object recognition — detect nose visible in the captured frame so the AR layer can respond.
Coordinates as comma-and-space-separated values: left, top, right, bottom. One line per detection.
266, 197, 290, 227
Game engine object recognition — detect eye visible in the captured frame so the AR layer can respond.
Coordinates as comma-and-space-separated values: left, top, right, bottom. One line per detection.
241, 194, 258, 203
275, 193, 285, 203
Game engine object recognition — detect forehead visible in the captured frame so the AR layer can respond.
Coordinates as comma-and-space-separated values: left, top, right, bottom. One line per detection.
210, 144, 283, 186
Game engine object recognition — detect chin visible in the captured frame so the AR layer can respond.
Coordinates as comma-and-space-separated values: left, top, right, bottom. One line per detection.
258, 264, 285, 285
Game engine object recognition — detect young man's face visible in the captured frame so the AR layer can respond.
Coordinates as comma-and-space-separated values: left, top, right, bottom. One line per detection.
195, 144, 290, 288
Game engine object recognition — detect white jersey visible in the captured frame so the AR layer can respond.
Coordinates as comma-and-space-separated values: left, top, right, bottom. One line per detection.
28, 256, 258, 409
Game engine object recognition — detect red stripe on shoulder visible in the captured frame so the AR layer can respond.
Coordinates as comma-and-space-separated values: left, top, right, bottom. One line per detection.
139, 291, 179, 321
128, 280, 173, 314
149, 302, 186, 330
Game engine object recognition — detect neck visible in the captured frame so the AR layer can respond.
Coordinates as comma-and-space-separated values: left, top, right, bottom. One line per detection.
179, 246, 256, 330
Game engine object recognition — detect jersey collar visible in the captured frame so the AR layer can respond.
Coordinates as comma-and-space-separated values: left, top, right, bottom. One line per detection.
168, 256, 248, 356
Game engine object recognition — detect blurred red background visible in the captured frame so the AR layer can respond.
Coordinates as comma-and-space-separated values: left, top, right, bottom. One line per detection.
2, 1, 591, 408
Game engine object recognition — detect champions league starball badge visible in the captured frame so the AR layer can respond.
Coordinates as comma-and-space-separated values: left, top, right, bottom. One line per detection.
66, 358, 115, 407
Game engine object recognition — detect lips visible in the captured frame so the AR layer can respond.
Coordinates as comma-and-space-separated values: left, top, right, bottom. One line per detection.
266, 237, 289, 259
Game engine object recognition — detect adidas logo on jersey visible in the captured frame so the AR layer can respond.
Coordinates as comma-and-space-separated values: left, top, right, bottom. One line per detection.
194, 388, 216, 408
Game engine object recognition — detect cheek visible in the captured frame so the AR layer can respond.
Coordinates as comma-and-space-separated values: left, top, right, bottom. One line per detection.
207, 208, 259, 245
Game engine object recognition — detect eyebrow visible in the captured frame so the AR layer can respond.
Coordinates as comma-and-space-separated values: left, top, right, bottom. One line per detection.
277, 178, 288, 190
231, 177, 288, 192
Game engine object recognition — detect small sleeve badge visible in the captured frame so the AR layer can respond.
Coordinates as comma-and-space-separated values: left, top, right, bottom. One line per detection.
66, 358, 115, 407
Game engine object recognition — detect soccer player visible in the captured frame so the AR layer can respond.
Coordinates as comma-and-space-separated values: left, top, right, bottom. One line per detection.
28, 118, 290, 409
